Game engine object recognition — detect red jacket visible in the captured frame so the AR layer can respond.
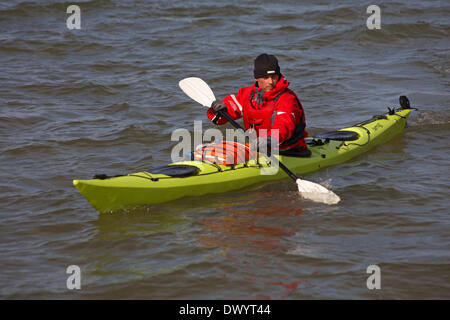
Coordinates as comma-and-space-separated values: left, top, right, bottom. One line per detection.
207, 76, 308, 150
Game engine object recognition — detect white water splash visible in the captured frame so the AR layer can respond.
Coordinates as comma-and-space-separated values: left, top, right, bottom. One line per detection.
413, 111, 450, 126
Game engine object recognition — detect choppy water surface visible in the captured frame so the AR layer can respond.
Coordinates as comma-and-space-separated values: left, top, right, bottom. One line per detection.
0, 0, 449, 299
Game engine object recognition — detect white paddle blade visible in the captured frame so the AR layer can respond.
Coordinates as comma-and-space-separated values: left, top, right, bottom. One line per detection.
296, 179, 341, 205
179, 77, 216, 107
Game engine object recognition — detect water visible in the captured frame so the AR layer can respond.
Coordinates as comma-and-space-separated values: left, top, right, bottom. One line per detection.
0, 0, 449, 299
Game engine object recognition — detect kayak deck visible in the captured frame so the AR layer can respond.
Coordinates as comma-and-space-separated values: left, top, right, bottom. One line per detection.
74, 108, 411, 213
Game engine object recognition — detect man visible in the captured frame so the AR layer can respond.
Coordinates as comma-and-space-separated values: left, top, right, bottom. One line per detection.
207, 53, 309, 156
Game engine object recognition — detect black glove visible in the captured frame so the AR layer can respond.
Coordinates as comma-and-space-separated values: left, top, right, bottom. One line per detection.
211, 100, 227, 115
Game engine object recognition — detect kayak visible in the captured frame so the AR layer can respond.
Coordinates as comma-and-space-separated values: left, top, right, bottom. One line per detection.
74, 107, 411, 213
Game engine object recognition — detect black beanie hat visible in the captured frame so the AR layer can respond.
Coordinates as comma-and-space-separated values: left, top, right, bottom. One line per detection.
254, 54, 281, 79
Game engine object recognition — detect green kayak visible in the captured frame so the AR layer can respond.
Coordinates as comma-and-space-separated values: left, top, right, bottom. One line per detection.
74, 106, 412, 213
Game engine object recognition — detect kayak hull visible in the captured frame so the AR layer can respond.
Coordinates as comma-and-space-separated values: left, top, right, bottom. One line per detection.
74, 109, 411, 213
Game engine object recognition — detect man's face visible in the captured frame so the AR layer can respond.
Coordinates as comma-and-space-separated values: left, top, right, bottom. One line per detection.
255, 74, 280, 91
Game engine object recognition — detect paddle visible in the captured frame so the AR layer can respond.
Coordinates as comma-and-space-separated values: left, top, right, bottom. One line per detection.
179, 77, 341, 205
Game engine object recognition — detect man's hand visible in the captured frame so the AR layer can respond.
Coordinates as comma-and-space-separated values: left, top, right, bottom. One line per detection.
211, 100, 227, 115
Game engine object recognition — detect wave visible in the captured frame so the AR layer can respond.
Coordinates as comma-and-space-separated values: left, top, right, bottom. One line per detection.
357, 22, 449, 44
409, 110, 450, 126
149, 3, 256, 19
15, 81, 127, 96
0, 0, 114, 16
1, 143, 56, 157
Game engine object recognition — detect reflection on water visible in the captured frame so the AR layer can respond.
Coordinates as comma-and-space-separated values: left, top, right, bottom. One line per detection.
78, 189, 312, 298
80, 206, 195, 286
91, 206, 191, 240
194, 190, 311, 298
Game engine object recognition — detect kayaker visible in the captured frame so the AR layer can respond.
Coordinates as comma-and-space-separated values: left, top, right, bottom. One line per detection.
207, 53, 310, 156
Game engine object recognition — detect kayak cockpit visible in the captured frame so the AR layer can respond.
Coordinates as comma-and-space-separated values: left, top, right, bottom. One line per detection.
146, 164, 200, 177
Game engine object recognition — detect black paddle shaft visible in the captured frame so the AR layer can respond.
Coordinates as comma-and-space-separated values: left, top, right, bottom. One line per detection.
217, 110, 243, 132
217, 110, 299, 182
